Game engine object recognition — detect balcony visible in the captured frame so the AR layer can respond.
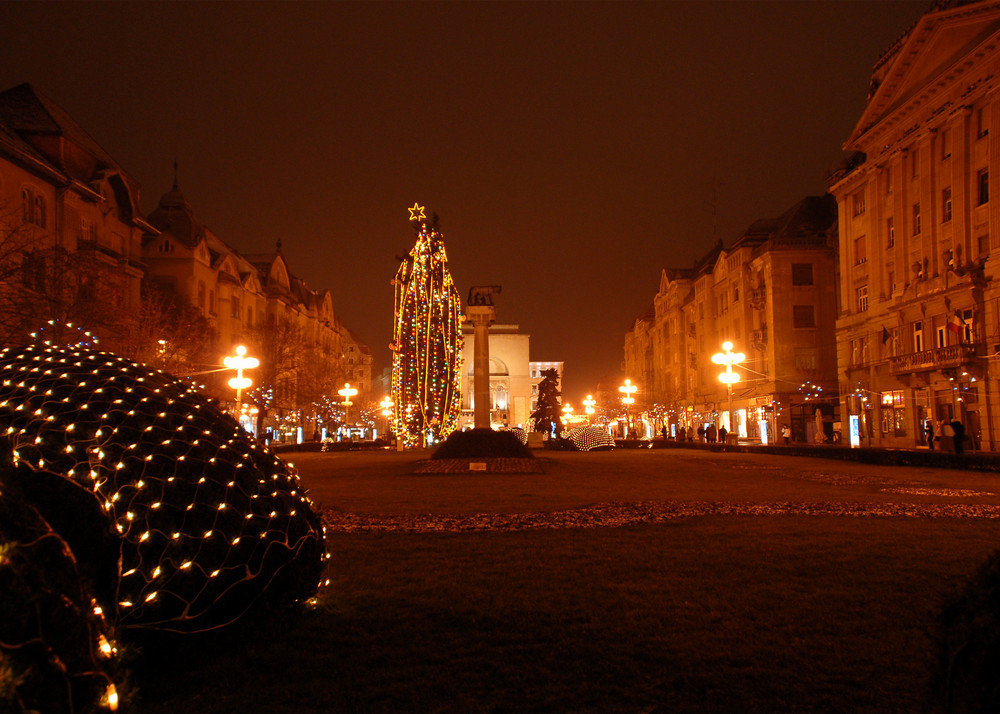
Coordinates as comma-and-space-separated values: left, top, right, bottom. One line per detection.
749, 287, 766, 310
888, 343, 983, 375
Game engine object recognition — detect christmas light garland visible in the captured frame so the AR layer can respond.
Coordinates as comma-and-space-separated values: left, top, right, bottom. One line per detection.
0, 344, 328, 636
390, 206, 463, 448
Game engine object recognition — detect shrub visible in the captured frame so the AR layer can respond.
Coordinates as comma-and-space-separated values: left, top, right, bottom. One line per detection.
0, 464, 123, 713
431, 428, 534, 459
0, 344, 327, 635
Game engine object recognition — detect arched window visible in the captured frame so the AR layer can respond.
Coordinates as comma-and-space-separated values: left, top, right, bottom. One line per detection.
21, 187, 46, 227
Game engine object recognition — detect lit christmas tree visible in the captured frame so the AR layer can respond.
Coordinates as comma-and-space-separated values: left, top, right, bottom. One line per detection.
390, 204, 464, 448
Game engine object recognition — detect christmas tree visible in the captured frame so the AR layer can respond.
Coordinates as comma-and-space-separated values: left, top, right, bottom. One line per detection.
390, 204, 464, 448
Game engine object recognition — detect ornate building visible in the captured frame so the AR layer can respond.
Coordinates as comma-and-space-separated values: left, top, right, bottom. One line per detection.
625, 196, 839, 442
0, 84, 370, 441
0, 83, 152, 350
829, 0, 1000, 450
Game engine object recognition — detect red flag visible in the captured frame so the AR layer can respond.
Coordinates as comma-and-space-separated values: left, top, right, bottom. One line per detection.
947, 310, 964, 334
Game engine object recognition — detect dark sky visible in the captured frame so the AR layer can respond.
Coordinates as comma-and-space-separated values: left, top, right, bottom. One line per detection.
1, 0, 929, 404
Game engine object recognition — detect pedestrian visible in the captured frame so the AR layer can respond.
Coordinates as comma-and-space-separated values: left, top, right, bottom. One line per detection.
925, 420, 934, 450
718, 425, 728, 443
706, 423, 716, 443
697, 424, 705, 442
952, 419, 966, 454
662, 425, 668, 440
678, 426, 686, 442
781, 424, 791, 445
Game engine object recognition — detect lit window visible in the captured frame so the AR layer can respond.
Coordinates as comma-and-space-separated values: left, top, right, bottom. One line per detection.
887, 217, 895, 248
978, 169, 989, 205
943, 187, 952, 222
913, 203, 921, 235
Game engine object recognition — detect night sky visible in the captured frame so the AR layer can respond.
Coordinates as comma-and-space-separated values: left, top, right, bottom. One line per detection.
2, 0, 929, 404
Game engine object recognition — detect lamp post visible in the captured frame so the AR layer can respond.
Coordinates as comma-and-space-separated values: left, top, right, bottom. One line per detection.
380, 396, 394, 442
583, 394, 596, 425
224, 345, 258, 429
711, 341, 745, 440
562, 403, 573, 428
339, 383, 358, 439
619, 379, 637, 436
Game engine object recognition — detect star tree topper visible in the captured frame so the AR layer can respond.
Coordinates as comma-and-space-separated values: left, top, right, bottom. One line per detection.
408, 203, 426, 222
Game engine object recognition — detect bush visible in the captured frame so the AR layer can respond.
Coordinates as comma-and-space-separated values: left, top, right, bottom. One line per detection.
431, 428, 534, 459
0, 464, 123, 713
0, 344, 327, 636
938, 550, 1000, 711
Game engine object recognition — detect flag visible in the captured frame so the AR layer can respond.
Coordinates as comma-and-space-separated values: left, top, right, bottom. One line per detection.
881, 326, 890, 344
947, 310, 964, 334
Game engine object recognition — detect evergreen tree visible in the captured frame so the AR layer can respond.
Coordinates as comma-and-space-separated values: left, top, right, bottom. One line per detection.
530, 367, 563, 438
390, 205, 463, 448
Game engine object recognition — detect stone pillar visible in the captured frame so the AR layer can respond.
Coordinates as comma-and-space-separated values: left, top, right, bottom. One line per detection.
466, 305, 496, 429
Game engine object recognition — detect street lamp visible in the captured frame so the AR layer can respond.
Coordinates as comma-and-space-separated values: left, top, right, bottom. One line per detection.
379, 396, 394, 441
583, 394, 596, 425
562, 403, 574, 426
711, 340, 745, 440
619, 379, 637, 436
224, 345, 258, 426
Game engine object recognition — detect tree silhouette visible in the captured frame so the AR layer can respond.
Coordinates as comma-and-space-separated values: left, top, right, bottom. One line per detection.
530, 368, 563, 438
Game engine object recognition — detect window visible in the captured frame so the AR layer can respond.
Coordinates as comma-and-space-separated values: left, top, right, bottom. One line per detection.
978, 105, 990, 138
887, 217, 895, 248
888, 269, 896, 296
881, 390, 907, 437
942, 128, 952, 159
160, 238, 174, 253
854, 235, 867, 264
791, 263, 814, 286
793, 305, 815, 328
853, 192, 866, 217
794, 351, 817, 372
913, 203, 921, 235
936, 326, 946, 349
231, 297, 240, 320
197, 282, 206, 310
979, 169, 989, 205
912, 147, 919, 179
732, 285, 739, 302
913, 321, 924, 352
856, 285, 869, 313
21, 187, 46, 227
943, 187, 952, 222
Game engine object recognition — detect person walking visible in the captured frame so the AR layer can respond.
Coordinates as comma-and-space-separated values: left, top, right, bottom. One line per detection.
952, 419, 966, 454
697, 424, 705, 442
706, 423, 716, 443
718, 425, 728, 443
925, 420, 935, 450
781, 424, 791, 445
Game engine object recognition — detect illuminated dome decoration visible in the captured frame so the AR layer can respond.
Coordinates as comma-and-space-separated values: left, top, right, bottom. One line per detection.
0, 344, 327, 634
391, 205, 463, 448
565, 426, 616, 452
0, 474, 121, 713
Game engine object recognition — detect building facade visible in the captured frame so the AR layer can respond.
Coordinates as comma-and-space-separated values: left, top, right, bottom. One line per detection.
0, 84, 370, 442
829, 0, 1000, 450
625, 196, 840, 443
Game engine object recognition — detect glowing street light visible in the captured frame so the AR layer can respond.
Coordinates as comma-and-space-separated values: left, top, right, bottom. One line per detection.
562, 403, 574, 425
583, 394, 596, 424
619, 379, 637, 435
379, 396, 394, 417
339, 383, 358, 406
711, 340, 745, 440
224, 345, 258, 421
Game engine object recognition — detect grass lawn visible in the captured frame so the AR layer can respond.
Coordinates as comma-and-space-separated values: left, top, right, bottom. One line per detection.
132, 515, 1000, 712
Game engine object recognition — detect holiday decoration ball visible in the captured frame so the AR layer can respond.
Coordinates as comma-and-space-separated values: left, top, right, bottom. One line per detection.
0, 344, 327, 634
